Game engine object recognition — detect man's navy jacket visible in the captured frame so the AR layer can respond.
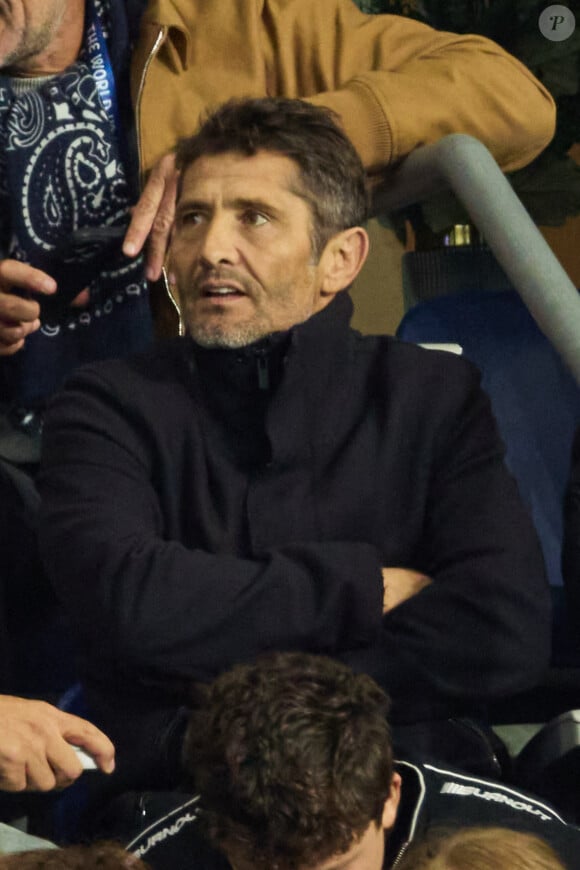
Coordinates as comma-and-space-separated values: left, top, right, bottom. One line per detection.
39, 293, 549, 772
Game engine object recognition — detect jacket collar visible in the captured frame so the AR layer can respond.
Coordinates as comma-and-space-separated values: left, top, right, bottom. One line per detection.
187, 291, 355, 386
289, 289, 354, 348
184, 292, 356, 472
264, 292, 357, 467
138, 0, 192, 69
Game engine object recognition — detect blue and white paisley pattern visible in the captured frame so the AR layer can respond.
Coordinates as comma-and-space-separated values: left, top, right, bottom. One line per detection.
16, 83, 128, 252
3, 61, 139, 292
92, 0, 111, 39
0, 0, 152, 406
0, 85, 13, 201
5, 90, 45, 149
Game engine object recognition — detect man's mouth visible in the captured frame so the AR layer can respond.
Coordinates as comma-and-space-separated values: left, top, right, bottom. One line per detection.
200, 284, 246, 299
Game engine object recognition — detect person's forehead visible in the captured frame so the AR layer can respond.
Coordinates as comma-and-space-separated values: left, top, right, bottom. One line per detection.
180, 150, 305, 203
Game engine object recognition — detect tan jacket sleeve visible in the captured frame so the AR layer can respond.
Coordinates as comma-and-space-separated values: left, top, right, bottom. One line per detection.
262, 0, 556, 173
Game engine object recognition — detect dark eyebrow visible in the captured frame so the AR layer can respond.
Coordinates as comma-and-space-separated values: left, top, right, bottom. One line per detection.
230, 197, 284, 219
176, 197, 284, 219
175, 198, 210, 215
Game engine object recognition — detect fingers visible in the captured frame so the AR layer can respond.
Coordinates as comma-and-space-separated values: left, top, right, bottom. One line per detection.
0, 750, 66, 793
24, 745, 82, 793
0, 308, 41, 356
0, 259, 57, 298
145, 177, 178, 281
59, 710, 116, 776
0, 697, 115, 792
123, 152, 179, 282
382, 567, 432, 614
0, 322, 39, 356
0, 711, 80, 792
70, 287, 91, 308
0, 260, 57, 354
0, 314, 40, 356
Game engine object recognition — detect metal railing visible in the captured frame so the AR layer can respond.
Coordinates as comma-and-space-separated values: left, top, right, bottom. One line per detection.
372, 134, 580, 384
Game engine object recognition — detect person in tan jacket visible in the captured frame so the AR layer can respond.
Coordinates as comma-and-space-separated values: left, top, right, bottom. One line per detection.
126, 0, 557, 281
0, 0, 556, 355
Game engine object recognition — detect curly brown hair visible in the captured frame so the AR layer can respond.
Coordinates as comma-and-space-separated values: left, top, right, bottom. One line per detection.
184, 652, 393, 870
0, 842, 149, 869
174, 97, 368, 259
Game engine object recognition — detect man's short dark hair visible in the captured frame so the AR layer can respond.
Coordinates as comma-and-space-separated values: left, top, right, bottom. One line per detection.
184, 652, 393, 870
175, 97, 368, 258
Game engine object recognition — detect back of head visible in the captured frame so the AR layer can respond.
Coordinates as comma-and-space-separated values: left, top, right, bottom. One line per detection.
176, 97, 368, 258
397, 827, 567, 870
184, 652, 393, 870
0, 842, 148, 869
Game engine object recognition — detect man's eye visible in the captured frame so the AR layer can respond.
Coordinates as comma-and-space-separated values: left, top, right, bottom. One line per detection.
180, 211, 203, 226
242, 211, 268, 227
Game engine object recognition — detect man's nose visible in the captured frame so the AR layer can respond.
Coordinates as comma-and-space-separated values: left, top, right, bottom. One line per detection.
198, 215, 238, 266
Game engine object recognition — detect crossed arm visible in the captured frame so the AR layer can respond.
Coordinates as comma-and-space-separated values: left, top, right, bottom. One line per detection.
37, 360, 549, 714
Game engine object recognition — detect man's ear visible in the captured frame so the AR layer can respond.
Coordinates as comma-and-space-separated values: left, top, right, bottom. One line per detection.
319, 226, 369, 298
382, 772, 402, 831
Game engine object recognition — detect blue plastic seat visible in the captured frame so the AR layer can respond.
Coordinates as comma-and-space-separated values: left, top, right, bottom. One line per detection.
397, 289, 580, 667
53, 683, 91, 844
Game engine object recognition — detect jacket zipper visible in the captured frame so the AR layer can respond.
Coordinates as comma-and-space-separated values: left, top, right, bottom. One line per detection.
135, 25, 167, 188
256, 351, 269, 390
161, 266, 183, 334
391, 840, 411, 868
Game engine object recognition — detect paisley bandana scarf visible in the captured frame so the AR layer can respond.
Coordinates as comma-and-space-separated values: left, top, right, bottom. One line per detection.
0, 0, 151, 407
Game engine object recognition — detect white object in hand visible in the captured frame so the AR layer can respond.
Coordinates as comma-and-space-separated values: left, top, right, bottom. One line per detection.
71, 745, 98, 770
